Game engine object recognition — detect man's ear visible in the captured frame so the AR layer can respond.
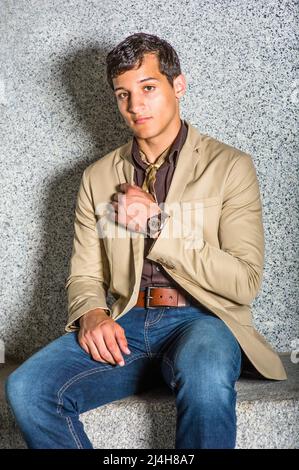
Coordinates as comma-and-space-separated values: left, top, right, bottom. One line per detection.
173, 74, 187, 99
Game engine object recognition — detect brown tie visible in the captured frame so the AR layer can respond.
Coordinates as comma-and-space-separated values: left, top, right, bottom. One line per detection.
139, 145, 171, 203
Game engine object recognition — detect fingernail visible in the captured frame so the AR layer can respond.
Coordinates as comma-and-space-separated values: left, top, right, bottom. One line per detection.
126, 348, 131, 354
119, 360, 125, 367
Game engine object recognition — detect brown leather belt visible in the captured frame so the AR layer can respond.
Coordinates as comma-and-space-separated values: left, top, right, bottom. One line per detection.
136, 286, 192, 309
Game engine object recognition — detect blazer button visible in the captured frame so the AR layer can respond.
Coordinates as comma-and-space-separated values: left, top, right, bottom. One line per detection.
165, 263, 175, 269
157, 258, 174, 269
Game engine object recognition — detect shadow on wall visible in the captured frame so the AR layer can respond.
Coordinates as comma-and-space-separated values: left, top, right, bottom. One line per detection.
9, 45, 131, 361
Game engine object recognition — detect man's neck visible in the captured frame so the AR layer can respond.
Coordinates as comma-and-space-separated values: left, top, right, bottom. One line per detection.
135, 116, 182, 164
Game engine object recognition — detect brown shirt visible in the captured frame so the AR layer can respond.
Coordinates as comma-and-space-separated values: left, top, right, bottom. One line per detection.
132, 119, 188, 291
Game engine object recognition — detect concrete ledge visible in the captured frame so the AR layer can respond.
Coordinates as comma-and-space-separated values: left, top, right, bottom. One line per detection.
0, 354, 298, 449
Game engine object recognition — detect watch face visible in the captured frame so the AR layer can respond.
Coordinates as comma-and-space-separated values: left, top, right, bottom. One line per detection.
146, 211, 169, 237
148, 216, 160, 230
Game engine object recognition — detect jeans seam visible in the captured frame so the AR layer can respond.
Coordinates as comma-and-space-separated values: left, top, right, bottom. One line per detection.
162, 356, 177, 390
144, 325, 152, 359
144, 308, 166, 359
145, 308, 165, 327
65, 416, 83, 449
56, 353, 149, 416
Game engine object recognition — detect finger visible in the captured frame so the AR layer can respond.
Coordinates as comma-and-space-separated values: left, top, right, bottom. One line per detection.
86, 336, 112, 364
115, 193, 125, 207
111, 201, 118, 211
118, 183, 137, 193
115, 327, 131, 355
102, 332, 126, 366
111, 193, 122, 203
119, 183, 131, 193
95, 334, 121, 365
79, 338, 90, 355
107, 205, 118, 223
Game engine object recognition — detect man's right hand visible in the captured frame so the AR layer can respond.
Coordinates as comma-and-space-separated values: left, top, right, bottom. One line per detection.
78, 308, 131, 366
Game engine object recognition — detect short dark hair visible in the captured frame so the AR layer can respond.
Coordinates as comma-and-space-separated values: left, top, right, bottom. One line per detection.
106, 32, 182, 90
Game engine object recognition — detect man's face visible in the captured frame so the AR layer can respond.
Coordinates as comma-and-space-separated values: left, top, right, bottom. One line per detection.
112, 53, 186, 139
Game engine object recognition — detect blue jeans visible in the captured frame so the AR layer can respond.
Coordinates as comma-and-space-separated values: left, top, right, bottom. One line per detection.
5, 304, 242, 449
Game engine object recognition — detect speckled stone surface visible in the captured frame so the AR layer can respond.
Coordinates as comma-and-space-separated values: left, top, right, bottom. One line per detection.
1, 354, 298, 449
0, 0, 298, 361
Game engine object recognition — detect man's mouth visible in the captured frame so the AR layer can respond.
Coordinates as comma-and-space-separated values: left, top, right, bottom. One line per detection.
134, 117, 152, 124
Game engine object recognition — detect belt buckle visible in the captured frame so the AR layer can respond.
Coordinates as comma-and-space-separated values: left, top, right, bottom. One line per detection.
145, 286, 155, 309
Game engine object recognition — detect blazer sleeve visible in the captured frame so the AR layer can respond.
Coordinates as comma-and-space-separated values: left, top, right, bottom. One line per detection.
146, 153, 265, 305
64, 167, 111, 331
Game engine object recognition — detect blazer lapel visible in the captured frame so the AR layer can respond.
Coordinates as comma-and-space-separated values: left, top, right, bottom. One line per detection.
115, 141, 135, 185
164, 124, 200, 207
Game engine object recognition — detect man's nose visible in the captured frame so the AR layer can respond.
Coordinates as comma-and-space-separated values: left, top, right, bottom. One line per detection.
128, 93, 145, 114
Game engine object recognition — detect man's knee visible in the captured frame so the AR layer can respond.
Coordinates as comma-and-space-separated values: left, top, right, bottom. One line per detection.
6, 365, 39, 414
174, 342, 242, 395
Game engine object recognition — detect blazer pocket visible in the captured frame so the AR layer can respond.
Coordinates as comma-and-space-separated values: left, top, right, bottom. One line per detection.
179, 196, 221, 210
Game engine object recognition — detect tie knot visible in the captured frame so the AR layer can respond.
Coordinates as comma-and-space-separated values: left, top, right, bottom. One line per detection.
139, 145, 171, 202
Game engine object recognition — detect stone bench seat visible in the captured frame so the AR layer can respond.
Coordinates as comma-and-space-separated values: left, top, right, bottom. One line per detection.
0, 353, 298, 449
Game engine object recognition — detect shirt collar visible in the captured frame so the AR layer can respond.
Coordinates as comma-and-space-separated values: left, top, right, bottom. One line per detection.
131, 119, 188, 170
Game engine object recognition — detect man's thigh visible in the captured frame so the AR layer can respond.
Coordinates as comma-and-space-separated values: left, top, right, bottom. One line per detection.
159, 310, 242, 390
6, 331, 159, 415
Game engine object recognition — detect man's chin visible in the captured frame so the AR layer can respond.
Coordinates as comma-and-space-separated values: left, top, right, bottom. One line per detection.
133, 129, 154, 138
131, 123, 159, 139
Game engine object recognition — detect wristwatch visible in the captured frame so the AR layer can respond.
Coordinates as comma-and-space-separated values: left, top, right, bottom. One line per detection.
146, 210, 169, 237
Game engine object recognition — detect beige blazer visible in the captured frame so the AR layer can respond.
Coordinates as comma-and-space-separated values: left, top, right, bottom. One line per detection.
65, 120, 287, 380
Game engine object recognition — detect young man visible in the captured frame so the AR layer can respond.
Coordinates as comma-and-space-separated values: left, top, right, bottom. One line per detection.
6, 33, 286, 449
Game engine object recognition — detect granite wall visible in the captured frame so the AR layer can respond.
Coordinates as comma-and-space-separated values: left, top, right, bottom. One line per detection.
0, 0, 298, 361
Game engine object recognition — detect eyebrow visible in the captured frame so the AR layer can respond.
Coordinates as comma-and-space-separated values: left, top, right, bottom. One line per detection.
113, 77, 159, 92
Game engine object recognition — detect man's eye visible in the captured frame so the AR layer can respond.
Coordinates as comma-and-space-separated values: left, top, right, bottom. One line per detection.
116, 86, 155, 100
